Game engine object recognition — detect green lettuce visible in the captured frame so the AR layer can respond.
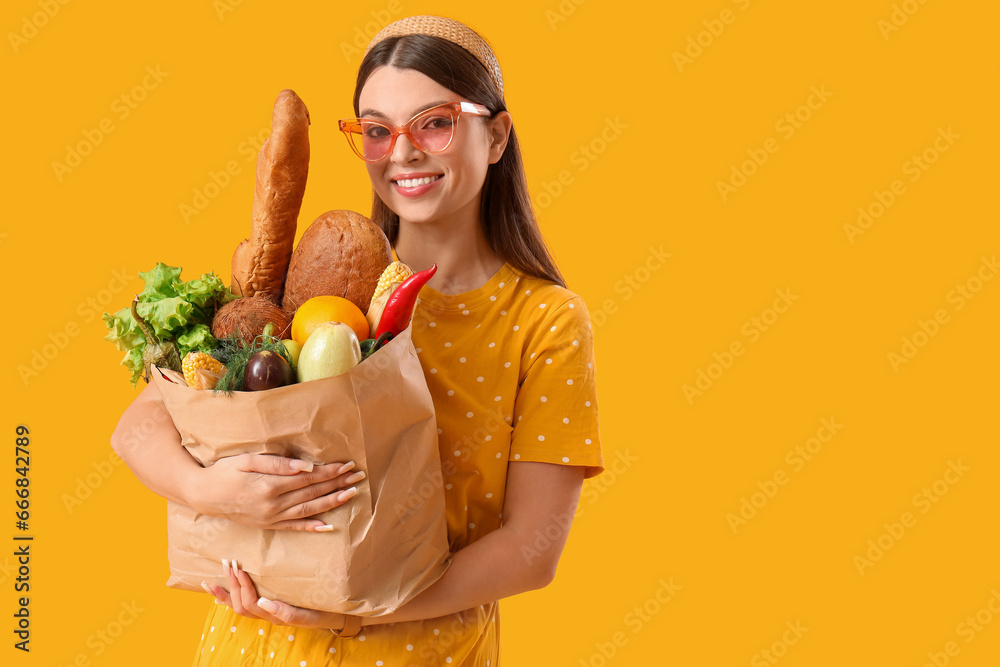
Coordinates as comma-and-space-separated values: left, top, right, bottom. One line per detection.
103, 262, 237, 386
176, 324, 215, 355
137, 264, 183, 301
136, 297, 194, 340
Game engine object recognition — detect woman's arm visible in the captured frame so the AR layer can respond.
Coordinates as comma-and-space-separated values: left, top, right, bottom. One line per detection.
110, 382, 362, 531
217, 460, 586, 624
365, 460, 585, 622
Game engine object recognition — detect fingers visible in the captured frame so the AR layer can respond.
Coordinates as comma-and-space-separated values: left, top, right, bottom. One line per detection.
268, 518, 338, 532
275, 470, 364, 512
222, 456, 363, 531
302, 483, 361, 514
233, 563, 269, 621
241, 454, 355, 479
255, 597, 326, 628
224, 559, 284, 624
202, 581, 230, 606
273, 464, 359, 497
249, 458, 358, 499
214, 559, 350, 629
223, 558, 249, 617
265, 487, 361, 531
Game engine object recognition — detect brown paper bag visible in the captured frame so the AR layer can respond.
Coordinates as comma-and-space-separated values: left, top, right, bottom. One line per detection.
151, 325, 451, 615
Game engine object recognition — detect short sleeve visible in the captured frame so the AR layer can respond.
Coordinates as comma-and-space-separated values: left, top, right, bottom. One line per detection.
510, 295, 604, 478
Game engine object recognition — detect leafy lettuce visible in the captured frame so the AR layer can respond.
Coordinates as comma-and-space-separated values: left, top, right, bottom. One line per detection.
103, 263, 237, 386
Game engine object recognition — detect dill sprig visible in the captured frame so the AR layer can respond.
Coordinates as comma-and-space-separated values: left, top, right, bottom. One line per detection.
211, 324, 292, 395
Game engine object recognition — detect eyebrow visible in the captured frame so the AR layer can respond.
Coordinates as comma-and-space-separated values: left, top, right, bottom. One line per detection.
359, 100, 449, 120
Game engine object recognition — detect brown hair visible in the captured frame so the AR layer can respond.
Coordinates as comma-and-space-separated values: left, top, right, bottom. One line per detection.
353, 34, 566, 288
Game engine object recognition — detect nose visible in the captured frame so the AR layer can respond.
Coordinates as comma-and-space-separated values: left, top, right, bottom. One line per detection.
389, 131, 423, 164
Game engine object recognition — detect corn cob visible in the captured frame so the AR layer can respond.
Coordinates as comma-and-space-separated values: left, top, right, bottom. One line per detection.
371, 262, 413, 303
366, 261, 413, 337
182, 351, 225, 388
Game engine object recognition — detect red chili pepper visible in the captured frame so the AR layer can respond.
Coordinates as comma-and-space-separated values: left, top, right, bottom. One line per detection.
375, 263, 437, 339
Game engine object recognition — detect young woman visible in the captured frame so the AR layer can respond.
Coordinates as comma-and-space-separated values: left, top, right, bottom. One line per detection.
111, 15, 603, 666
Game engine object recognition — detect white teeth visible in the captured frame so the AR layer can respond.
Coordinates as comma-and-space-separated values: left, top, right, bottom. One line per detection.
395, 176, 439, 188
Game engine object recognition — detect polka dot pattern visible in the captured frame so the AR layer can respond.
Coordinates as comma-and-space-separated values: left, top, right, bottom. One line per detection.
190, 263, 597, 667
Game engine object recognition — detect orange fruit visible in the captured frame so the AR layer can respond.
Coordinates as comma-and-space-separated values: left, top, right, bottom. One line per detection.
291, 296, 369, 346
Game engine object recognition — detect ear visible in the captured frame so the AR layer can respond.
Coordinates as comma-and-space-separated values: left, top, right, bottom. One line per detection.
487, 111, 513, 165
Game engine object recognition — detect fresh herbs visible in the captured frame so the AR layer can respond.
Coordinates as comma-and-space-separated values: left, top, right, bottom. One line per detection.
212, 323, 293, 394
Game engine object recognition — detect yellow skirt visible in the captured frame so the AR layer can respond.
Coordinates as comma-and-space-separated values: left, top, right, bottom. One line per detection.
191, 600, 500, 666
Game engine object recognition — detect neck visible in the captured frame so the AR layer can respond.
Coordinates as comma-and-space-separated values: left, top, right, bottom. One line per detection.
393, 198, 505, 295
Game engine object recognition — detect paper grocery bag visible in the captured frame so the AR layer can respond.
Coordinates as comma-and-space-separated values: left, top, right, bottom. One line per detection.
150, 325, 451, 615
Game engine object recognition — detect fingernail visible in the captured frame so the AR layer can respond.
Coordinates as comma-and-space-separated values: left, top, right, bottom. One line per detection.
337, 486, 358, 502
314, 524, 335, 532
345, 471, 366, 484
200, 581, 213, 595
221, 558, 230, 572
258, 597, 279, 613
337, 461, 356, 474
290, 459, 314, 472
231, 559, 240, 576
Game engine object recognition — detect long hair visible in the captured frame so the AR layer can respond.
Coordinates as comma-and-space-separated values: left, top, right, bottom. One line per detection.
353, 33, 566, 288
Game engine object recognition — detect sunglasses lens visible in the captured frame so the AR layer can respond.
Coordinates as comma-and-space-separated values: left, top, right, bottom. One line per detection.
410, 109, 456, 152
353, 121, 391, 161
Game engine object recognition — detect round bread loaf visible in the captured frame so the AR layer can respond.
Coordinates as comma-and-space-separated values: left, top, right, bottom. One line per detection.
282, 210, 393, 315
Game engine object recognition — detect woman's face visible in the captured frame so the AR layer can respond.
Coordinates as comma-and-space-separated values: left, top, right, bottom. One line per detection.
357, 66, 509, 228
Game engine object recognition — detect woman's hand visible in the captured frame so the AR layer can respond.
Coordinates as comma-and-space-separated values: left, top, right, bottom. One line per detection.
191, 456, 365, 532
203, 560, 345, 629
111, 383, 365, 532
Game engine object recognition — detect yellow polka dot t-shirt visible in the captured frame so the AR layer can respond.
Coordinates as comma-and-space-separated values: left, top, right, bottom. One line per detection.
191, 262, 603, 666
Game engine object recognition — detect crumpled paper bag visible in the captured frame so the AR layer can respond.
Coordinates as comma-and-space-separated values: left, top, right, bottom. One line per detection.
150, 325, 451, 614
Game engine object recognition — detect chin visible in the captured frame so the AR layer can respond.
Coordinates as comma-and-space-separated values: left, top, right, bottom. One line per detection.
387, 199, 446, 225
397, 210, 443, 226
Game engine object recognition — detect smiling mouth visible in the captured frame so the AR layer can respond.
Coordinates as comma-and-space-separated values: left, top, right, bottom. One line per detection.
392, 175, 442, 188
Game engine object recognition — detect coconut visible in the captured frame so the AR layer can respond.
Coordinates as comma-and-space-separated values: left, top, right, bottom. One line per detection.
212, 294, 292, 346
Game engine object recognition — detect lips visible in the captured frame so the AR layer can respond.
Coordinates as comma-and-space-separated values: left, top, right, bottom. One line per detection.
391, 173, 443, 198
393, 175, 441, 188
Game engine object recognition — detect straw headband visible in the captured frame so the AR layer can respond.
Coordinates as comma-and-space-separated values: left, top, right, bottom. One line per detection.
364, 15, 505, 98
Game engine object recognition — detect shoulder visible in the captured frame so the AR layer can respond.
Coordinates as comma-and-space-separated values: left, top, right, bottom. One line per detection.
505, 268, 594, 362
507, 267, 589, 318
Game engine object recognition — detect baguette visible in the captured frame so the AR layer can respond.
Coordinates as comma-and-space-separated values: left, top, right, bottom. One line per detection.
230, 89, 310, 302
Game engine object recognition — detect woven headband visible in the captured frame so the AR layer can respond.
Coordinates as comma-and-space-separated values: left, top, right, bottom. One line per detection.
364, 15, 505, 98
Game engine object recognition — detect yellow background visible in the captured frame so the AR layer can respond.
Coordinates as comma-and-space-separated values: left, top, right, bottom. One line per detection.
3, 0, 998, 664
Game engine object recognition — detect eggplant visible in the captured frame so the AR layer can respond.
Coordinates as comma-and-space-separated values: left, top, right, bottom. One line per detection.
244, 350, 294, 391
